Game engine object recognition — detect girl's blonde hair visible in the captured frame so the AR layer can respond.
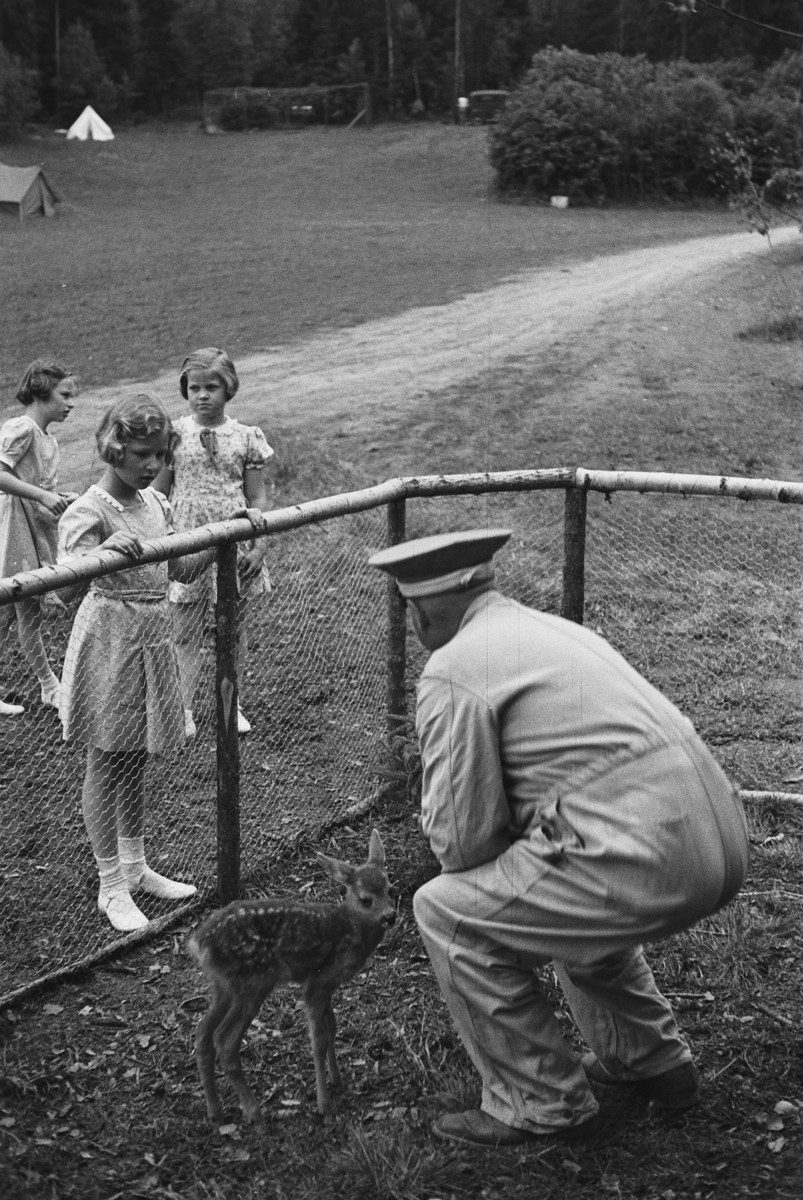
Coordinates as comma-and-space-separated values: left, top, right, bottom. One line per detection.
179, 347, 239, 401
16, 359, 73, 406
96, 394, 180, 466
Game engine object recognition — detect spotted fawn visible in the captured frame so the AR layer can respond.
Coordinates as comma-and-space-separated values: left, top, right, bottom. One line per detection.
187, 829, 396, 1130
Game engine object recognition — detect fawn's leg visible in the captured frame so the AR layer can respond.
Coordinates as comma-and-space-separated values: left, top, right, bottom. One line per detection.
195, 982, 234, 1125
304, 986, 338, 1117
323, 1000, 343, 1094
215, 977, 275, 1129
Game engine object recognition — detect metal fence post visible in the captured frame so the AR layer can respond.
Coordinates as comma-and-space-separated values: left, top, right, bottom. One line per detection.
386, 498, 407, 748
561, 485, 587, 624
215, 541, 240, 903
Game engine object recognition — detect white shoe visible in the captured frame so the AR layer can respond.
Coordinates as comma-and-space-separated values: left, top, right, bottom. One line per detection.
124, 865, 197, 901
1, 699, 24, 716
40, 679, 61, 709
98, 890, 149, 932
237, 707, 251, 735
184, 708, 197, 739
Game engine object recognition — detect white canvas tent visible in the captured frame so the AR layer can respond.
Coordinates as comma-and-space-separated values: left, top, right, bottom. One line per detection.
0, 164, 61, 220
66, 106, 114, 141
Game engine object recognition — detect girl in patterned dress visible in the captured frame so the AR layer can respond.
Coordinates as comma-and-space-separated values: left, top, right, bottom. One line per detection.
0, 360, 79, 714
154, 348, 273, 738
59, 395, 214, 932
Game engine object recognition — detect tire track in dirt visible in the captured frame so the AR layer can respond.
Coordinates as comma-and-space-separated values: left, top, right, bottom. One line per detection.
58, 225, 798, 487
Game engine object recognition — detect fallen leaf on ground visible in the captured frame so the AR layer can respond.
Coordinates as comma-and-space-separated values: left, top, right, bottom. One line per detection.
774, 1100, 797, 1115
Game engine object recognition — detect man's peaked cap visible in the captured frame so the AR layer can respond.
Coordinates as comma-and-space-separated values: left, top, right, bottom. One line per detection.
368, 528, 511, 597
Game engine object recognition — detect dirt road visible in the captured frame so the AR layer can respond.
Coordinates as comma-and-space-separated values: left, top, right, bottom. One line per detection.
56, 224, 799, 489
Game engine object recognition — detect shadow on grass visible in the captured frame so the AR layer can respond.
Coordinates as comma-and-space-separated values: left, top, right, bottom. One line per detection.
738, 312, 803, 342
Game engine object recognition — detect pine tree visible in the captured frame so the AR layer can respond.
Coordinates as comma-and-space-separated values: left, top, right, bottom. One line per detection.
137, 0, 187, 113
0, 0, 39, 64
58, 20, 118, 118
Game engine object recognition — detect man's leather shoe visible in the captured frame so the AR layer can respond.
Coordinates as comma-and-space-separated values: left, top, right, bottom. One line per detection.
432, 1108, 601, 1147
582, 1052, 700, 1109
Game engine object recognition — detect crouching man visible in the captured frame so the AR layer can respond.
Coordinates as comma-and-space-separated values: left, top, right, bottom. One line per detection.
369, 529, 748, 1148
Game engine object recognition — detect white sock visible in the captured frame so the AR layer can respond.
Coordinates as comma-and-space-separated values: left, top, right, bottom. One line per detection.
119, 837, 196, 901
118, 836, 146, 882
96, 854, 128, 899
95, 854, 148, 932
40, 675, 60, 706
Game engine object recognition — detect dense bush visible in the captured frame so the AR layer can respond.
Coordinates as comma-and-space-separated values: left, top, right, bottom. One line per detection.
0, 43, 37, 141
488, 77, 619, 202
490, 47, 803, 204
732, 91, 803, 186
644, 68, 736, 198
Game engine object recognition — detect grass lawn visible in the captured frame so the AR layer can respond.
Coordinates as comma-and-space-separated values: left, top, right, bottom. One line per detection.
1, 123, 737, 395
1, 123, 803, 1200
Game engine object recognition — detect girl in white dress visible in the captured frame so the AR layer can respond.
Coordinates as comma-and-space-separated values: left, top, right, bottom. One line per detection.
0, 360, 78, 714
154, 348, 273, 738
59, 395, 214, 932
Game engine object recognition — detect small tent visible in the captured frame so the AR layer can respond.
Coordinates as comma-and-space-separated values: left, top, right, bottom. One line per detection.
0, 164, 61, 220
66, 106, 114, 141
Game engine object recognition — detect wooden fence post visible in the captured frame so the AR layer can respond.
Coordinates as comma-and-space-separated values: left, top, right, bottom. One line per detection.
386, 498, 407, 751
215, 542, 240, 904
561, 485, 587, 625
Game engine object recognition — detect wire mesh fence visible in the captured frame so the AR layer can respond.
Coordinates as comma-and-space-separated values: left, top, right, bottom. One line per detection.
0, 503, 393, 1000
220, 513, 390, 888
1, 468, 802, 1001
580, 487, 803, 790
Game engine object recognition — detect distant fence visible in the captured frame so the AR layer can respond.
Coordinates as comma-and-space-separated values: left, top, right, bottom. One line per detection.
203, 83, 371, 133
1, 466, 802, 1004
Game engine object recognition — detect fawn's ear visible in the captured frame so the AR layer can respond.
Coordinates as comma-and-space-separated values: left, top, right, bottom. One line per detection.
316, 852, 356, 888
368, 829, 385, 867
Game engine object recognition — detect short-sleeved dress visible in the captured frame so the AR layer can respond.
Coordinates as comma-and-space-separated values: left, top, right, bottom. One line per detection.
0, 414, 61, 578
58, 485, 184, 755
168, 414, 273, 605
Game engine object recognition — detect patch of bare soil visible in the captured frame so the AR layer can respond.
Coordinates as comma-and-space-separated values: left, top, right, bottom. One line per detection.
1, 798, 803, 1200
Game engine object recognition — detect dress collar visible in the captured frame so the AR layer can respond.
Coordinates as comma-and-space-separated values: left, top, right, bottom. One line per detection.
20, 414, 53, 439
89, 483, 148, 513
188, 415, 233, 433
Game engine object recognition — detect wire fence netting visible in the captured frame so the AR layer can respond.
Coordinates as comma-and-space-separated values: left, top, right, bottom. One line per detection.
405, 490, 803, 796
0, 506, 391, 997
579, 489, 803, 790
1, 478, 801, 997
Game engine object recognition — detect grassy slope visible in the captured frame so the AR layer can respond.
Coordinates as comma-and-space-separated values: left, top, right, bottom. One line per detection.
1, 124, 736, 394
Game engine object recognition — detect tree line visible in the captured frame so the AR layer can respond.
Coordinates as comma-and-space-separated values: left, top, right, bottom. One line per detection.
2, 0, 803, 138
